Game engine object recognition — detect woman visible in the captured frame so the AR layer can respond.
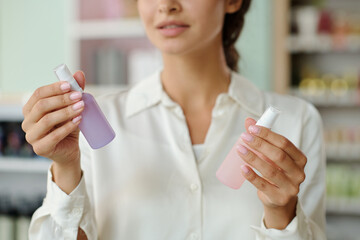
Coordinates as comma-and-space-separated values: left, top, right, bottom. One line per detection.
23, 0, 326, 239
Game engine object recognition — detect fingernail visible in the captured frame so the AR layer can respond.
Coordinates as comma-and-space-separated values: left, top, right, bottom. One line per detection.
60, 82, 71, 92
249, 125, 260, 134
70, 91, 82, 101
72, 100, 84, 111
72, 115, 82, 123
241, 165, 250, 174
237, 144, 248, 155
241, 132, 253, 142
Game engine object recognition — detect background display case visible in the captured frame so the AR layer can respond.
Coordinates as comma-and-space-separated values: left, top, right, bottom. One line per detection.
273, 0, 360, 239
0, 0, 359, 239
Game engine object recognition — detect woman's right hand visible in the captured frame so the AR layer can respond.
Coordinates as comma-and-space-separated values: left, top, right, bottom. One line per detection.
22, 71, 86, 193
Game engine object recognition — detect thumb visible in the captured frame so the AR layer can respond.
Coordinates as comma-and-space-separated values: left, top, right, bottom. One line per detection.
245, 117, 257, 133
73, 71, 86, 91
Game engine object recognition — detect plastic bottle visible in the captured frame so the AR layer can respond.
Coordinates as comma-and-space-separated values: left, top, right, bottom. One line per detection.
54, 64, 116, 149
216, 106, 281, 189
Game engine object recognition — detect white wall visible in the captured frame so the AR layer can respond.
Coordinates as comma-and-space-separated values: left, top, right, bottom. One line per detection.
0, 0, 68, 94
236, 0, 273, 90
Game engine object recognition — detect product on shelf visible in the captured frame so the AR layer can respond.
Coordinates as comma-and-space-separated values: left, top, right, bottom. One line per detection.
290, 6, 360, 52
95, 46, 127, 85
0, 122, 36, 158
326, 164, 360, 213
79, 0, 138, 20
294, 68, 360, 106
324, 126, 360, 160
0, 193, 45, 240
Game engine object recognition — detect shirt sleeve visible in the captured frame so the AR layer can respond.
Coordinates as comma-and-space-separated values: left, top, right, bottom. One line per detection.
251, 103, 327, 240
251, 201, 326, 240
28, 166, 97, 240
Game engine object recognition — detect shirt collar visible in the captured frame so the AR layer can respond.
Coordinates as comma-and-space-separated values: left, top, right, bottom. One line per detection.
125, 70, 264, 118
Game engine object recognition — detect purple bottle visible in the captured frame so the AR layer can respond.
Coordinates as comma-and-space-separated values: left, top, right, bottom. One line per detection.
54, 64, 115, 149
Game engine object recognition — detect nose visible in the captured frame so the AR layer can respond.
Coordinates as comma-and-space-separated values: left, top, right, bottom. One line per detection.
158, 0, 181, 14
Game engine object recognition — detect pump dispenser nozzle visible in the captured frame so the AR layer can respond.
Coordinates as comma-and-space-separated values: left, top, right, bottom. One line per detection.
54, 64, 83, 92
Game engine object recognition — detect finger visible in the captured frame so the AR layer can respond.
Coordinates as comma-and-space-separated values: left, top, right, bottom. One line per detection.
25, 101, 84, 143
247, 125, 307, 167
23, 81, 71, 117
245, 117, 257, 134
73, 71, 86, 91
240, 132, 303, 178
32, 117, 81, 157
237, 144, 291, 188
24, 91, 83, 126
240, 164, 279, 194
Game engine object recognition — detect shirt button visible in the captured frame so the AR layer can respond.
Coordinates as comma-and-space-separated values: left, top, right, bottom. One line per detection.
180, 142, 187, 151
191, 233, 199, 240
190, 183, 199, 192
54, 226, 60, 234
175, 107, 183, 117
71, 208, 82, 216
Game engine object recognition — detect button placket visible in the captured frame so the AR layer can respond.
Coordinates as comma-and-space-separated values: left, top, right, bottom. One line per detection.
190, 183, 199, 192
190, 232, 199, 240
179, 128, 190, 152
69, 207, 82, 218
54, 226, 61, 236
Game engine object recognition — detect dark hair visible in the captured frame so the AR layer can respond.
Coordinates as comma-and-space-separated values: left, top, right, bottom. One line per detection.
223, 0, 252, 72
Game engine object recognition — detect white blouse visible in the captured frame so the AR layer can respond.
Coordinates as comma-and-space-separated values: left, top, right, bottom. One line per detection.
29, 70, 327, 240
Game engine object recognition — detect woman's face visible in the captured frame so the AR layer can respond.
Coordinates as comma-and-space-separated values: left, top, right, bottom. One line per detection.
137, 0, 242, 56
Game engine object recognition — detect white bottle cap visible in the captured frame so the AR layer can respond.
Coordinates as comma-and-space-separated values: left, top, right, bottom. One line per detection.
256, 106, 281, 129
54, 64, 83, 92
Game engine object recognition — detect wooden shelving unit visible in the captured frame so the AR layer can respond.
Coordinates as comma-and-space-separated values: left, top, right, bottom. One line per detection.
273, 1, 360, 237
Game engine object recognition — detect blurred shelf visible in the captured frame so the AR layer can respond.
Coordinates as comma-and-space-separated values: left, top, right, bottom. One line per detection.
72, 18, 146, 39
0, 94, 28, 121
0, 158, 50, 173
291, 88, 360, 108
288, 35, 360, 54
327, 158, 360, 164
85, 84, 129, 96
326, 145, 360, 162
327, 198, 360, 216
0, 105, 23, 121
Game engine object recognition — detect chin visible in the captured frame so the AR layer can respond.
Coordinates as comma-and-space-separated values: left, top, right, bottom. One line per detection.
153, 39, 198, 56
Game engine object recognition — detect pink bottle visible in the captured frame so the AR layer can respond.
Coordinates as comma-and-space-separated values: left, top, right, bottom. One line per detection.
54, 64, 116, 149
216, 106, 281, 189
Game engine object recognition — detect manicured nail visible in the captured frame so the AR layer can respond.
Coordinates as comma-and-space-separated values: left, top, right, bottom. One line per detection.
237, 144, 248, 155
241, 132, 254, 142
70, 91, 82, 101
241, 165, 250, 174
60, 82, 71, 92
72, 115, 82, 124
72, 100, 84, 111
249, 125, 260, 134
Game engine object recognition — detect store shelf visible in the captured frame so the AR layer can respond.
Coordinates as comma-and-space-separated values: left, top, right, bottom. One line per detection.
85, 84, 129, 96
0, 104, 23, 121
0, 94, 28, 121
288, 35, 360, 54
326, 146, 360, 163
72, 18, 146, 39
291, 88, 360, 108
327, 198, 360, 216
327, 159, 360, 164
0, 158, 50, 173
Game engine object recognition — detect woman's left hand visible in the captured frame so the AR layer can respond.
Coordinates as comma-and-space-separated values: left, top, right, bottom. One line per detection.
237, 118, 307, 229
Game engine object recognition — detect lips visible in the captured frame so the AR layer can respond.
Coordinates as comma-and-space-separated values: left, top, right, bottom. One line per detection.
156, 21, 190, 29
156, 21, 190, 37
